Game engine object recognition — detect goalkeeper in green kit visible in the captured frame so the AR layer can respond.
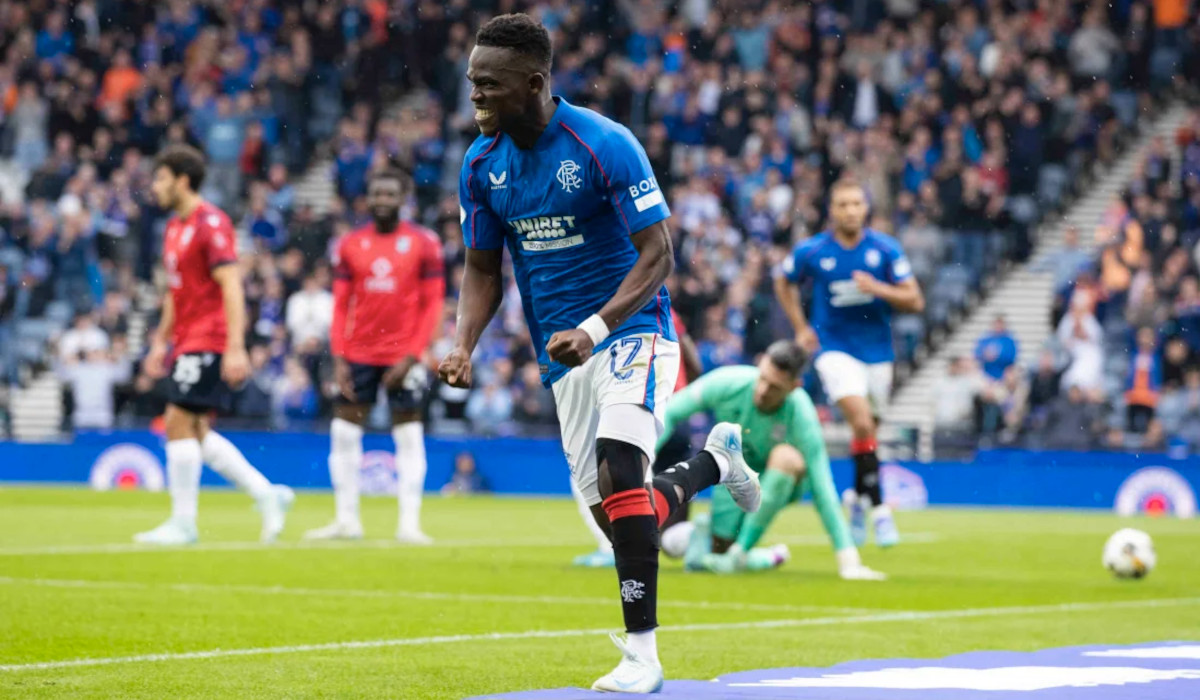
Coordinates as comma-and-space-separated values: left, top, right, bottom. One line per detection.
656, 341, 886, 580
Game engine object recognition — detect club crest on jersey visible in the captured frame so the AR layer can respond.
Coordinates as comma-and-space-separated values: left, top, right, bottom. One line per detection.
366, 257, 396, 293
820, 257, 836, 271
556, 160, 583, 192
396, 237, 411, 254
865, 249, 882, 268
180, 225, 195, 248
489, 171, 507, 190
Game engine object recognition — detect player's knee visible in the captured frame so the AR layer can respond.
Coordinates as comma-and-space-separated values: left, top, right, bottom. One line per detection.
163, 405, 198, 440
847, 411, 876, 439
595, 437, 648, 498
330, 417, 364, 453
767, 443, 806, 479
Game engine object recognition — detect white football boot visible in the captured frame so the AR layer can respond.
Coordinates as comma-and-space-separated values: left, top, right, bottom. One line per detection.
396, 528, 434, 545
257, 485, 294, 543
705, 423, 761, 513
591, 633, 664, 693
133, 517, 198, 545
303, 519, 364, 541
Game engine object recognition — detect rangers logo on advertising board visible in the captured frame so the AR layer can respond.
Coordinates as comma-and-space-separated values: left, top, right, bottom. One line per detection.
1114, 466, 1196, 518
89, 444, 165, 492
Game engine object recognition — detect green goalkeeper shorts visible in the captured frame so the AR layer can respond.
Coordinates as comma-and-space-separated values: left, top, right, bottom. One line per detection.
710, 476, 809, 542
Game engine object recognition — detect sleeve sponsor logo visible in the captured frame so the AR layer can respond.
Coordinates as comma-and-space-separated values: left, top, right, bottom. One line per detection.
633, 189, 665, 212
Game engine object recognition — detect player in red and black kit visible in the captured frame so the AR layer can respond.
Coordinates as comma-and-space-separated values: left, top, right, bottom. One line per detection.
571, 303, 704, 567
304, 168, 445, 543
135, 145, 293, 546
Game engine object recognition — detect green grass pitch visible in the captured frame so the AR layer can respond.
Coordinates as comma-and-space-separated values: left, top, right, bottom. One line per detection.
0, 486, 1197, 699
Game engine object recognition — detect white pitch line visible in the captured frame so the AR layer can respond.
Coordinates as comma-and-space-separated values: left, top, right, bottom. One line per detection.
774, 532, 940, 545
0, 537, 593, 556
2, 596, 1197, 673
0, 576, 876, 615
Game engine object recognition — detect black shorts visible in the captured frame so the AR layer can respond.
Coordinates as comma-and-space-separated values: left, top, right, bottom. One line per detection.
338, 361, 430, 413
166, 352, 233, 414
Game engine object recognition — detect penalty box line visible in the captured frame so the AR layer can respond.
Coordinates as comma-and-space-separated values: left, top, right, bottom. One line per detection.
0, 576, 878, 616
2, 596, 1198, 673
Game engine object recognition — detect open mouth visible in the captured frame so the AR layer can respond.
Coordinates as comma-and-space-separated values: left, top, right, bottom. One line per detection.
475, 107, 496, 124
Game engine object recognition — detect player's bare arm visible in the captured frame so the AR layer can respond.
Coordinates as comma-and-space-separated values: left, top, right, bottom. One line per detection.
773, 273, 819, 353
439, 247, 504, 388
546, 220, 674, 367
142, 294, 175, 380
852, 272, 925, 313
211, 263, 250, 388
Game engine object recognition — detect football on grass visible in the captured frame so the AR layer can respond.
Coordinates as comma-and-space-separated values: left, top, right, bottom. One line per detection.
1102, 528, 1156, 579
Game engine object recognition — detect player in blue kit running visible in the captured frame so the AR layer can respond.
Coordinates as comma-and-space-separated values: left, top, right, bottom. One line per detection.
438, 14, 761, 694
773, 178, 924, 548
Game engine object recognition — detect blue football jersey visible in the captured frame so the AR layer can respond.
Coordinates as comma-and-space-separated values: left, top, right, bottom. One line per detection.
459, 98, 676, 386
781, 229, 913, 363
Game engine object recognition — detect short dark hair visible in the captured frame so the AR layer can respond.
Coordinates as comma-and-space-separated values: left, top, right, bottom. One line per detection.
765, 340, 808, 377
154, 144, 206, 191
370, 166, 412, 189
476, 13, 552, 69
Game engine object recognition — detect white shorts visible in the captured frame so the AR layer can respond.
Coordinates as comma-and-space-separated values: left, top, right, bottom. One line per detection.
814, 351, 893, 411
552, 333, 680, 506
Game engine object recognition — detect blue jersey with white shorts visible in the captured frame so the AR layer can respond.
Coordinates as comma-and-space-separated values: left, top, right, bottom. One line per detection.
781, 229, 912, 364
459, 98, 675, 386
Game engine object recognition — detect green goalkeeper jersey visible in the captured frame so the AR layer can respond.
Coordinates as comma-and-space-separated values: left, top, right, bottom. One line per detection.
657, 365, 853, 552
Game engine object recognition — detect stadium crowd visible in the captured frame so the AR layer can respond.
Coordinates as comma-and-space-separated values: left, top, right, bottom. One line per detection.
940, 107, 1200, 453
0, 0, 1196, 446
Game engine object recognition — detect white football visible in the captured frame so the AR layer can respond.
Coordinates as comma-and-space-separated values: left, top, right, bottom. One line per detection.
1102, 528, 1156, 579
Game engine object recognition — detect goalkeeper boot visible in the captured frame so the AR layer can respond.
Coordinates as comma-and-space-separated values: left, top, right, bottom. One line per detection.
591, 633, 664, 693
844, 489, 868, 547
573, 549, 615, 568
872, 504, 900, 548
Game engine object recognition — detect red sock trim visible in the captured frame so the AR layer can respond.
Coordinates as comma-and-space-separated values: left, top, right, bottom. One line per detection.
850, 437, 878, 455
603, 489, 655, 521
651, 488, 670, 527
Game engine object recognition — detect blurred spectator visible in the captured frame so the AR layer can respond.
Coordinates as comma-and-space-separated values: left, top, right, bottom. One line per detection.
441, 452, 489, 495
58, 313, 108, 363
58, 346, 131, 429
1050, 226, 1094, 292
1042, 385, 1107, 450
286, 273, 334, 347
273, 356, 319, 426
466, 379, 514, 434
1125, 326, 1163, 435
512, 362, 556, 427
975, 315, 1018, 382
1159, 368, 1200, 449
1057, 292, 1105, 397
935, 356, 983, 428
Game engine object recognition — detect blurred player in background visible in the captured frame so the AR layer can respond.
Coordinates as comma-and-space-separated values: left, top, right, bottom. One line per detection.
774, 178, 923, 548
440, 14, 761, 692
136, 145, 293, 546
572, 304, 703, 568
305, 168, 445, 544
657, 341, 884, 580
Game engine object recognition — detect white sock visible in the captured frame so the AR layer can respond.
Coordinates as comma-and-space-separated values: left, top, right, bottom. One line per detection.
572, 483, 612, 553
627, 629, 659, 665
871, 503, 894, 521
201, 431, 272, 500
660, 521, 694, 559
393, 421, 427, 533
330, 418, 364, 526
165, 438, 202, 524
